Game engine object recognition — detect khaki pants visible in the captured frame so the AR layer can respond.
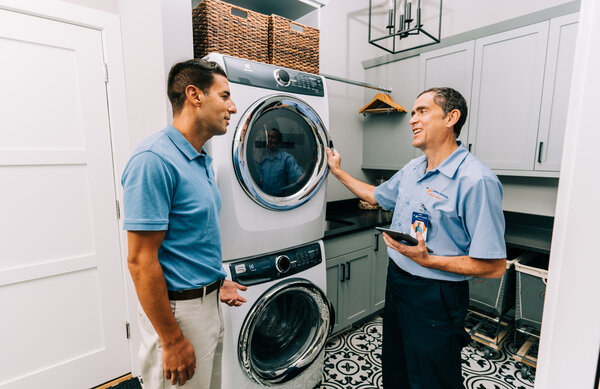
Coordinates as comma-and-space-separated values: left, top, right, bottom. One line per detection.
138, 291, 224, 389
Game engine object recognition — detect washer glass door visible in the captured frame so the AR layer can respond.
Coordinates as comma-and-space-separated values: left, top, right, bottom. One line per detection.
238, 279, 333, 385
233, 95, 328, 210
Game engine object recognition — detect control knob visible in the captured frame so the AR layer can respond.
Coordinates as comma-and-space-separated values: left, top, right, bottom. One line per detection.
275, 255, 291, 274
274, 69, 291, 87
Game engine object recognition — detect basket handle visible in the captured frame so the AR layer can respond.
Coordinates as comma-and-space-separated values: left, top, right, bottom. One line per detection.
230, 6, 248, 19
290, 22, 305, 34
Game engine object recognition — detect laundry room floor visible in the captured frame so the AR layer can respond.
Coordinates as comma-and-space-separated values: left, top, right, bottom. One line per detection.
320, 315, 536, 389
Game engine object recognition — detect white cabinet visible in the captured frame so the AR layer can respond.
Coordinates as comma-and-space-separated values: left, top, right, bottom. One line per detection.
468, 22, 549, 171
419, 41, 475, 145
536, 13, 579, 171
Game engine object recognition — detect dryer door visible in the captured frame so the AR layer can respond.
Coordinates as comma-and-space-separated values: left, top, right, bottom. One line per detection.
238, 279, 334, 385
232, 95, 329, 210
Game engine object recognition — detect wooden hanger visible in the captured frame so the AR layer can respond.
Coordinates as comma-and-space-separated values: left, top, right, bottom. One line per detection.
359, 93, 406, 115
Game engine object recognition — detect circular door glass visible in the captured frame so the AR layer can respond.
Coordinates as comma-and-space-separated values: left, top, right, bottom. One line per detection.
233, 95, 328, 210
238, 280, 333, 385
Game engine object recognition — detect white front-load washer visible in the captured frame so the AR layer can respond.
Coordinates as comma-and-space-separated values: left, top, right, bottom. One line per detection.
221, 240, 333, 389
204, 53, 330, 262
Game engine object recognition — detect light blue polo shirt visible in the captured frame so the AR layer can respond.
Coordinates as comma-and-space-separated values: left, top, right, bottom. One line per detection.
373, 142, 506, 281
121, 125, 226, 291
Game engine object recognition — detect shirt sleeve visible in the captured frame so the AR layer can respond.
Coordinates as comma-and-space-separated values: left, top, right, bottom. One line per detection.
373, 170, 403, 212
285, 154, 303, 183
121, 151, 174, 231
462, 176, 506, 259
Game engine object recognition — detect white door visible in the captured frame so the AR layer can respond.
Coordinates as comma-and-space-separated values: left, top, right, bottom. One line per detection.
0, 9, 129, 389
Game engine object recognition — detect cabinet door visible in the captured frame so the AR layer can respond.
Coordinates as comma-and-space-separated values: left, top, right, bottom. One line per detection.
419, 41, 475, 145
326, 257, 344, 333
535, 13, 579, 171
371, 231, 389, 313
341, 248, 373, 325
468, 22, 549, 170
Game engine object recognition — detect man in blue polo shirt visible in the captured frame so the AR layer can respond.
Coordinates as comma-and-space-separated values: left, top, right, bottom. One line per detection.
122, 59, 247, 389
326, 87, 506, 388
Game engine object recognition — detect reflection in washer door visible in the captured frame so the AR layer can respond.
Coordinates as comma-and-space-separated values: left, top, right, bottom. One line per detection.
233, 95, 329, 210
238, 280, 332, 385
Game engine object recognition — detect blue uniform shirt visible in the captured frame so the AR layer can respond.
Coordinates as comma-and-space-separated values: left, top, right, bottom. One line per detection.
374, 142, 506, 281
121, 125, 226, 291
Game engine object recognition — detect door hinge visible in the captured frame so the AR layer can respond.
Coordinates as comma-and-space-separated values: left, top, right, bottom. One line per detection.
126, 322, 131, 339
116, 200, 121, 219
103, 62, 109, 83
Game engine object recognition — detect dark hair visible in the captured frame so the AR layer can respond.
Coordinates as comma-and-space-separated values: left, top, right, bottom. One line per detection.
418, 87, 468, 137
167, 59, 227, 114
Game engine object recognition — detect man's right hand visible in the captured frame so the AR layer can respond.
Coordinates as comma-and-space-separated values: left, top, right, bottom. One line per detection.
326, 147, 342, 176
162, 335, 196, 386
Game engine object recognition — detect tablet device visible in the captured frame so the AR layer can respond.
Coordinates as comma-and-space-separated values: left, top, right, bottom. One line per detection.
376, 227, 434, 253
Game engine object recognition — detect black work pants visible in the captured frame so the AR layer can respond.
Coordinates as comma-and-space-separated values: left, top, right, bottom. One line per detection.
382, 259, 470, 389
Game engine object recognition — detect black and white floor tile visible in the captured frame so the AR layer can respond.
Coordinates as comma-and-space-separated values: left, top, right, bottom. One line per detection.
321, 315, 536, 389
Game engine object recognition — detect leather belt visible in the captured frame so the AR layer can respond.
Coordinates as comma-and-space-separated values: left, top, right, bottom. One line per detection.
168, 279, 223, 301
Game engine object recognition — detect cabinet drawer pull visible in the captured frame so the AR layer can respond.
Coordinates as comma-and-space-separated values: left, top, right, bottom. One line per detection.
374, 232, 379, 251
340, 264, 345, 283
346, 261, 351, 281
538, 141, 544, 163
468, 143, 472, 152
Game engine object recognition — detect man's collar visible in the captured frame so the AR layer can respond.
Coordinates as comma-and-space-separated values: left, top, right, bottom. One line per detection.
416, 141, 469, 179
164, 125, 206, 160
436, 141, 469, 178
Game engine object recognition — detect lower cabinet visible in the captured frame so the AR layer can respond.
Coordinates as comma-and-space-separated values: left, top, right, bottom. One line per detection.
325, 228, 390, 335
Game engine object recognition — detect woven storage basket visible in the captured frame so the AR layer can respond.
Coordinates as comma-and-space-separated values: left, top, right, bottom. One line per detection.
193, 0, 269, 63
268, 15, 319, 74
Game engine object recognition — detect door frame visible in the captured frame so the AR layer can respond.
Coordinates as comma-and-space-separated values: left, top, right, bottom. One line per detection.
0, 0, 135, 379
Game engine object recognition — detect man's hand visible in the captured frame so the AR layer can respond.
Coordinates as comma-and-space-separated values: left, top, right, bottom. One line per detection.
162, 335, 196, 386
382, 231, 433, 267
326, 147, 342, 176
220, 279, 248, 307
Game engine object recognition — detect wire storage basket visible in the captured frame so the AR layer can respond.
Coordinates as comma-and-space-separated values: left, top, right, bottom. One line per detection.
268, 14, 320, 74
193, 0, 269, 63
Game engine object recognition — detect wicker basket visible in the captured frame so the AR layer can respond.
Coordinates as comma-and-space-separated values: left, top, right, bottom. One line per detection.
192, 0, 269, 63
268, 14, 319, 73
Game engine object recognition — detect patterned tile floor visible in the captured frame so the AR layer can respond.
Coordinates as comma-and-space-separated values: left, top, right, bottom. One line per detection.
320, 314, 536, 389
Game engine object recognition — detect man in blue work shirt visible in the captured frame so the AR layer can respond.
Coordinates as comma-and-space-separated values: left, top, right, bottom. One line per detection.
122, 59, 247, 388
326, 87, 506, 388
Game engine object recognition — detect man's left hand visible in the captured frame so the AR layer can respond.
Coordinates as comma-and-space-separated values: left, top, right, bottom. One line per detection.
382, 231, 434, 268
220, 279, 248, 307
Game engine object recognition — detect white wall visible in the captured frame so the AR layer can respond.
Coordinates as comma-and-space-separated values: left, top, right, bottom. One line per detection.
320, 0, 382, 201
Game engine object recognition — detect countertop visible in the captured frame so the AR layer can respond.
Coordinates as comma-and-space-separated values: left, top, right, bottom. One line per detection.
324, 199, 392, 239
324, 202, 553, 254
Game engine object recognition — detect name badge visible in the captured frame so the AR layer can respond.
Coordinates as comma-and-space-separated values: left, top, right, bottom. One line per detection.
410, 212, 429, 241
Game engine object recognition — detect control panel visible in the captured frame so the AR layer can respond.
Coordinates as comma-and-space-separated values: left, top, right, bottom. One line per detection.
223, 55, 324, 97
229, 242, 322, 286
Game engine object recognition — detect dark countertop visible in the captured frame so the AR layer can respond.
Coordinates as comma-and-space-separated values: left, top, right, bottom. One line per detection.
325, 199, 393, 239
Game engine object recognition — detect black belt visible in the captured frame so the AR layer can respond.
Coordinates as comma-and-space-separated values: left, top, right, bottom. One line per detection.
390, 258, 428, 280
168, 279, 223, 301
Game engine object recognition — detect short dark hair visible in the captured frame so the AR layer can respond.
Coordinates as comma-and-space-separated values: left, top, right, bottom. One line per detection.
167, 59, 227, 114
418, 87, 468, 137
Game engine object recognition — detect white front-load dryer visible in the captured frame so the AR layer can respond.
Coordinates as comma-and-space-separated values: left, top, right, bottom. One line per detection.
204, 53, 330, 262
221, 240, 333, 389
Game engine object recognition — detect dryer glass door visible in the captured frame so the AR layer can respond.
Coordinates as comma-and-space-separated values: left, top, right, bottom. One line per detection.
233, 95, 328, 210
238, 279, 333, 385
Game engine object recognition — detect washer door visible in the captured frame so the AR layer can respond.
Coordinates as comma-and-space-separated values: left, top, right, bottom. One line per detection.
238, 279, 334, 385
232, 95, 328, 210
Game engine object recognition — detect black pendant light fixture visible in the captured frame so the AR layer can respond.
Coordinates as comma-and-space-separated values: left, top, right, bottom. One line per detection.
369, 0, 442, 54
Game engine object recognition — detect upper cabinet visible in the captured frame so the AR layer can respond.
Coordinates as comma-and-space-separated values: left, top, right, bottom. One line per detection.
536, 13, 579, 172
385, 13, 579, 177
468, 22, 549, 172
419, 41, 475, 146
